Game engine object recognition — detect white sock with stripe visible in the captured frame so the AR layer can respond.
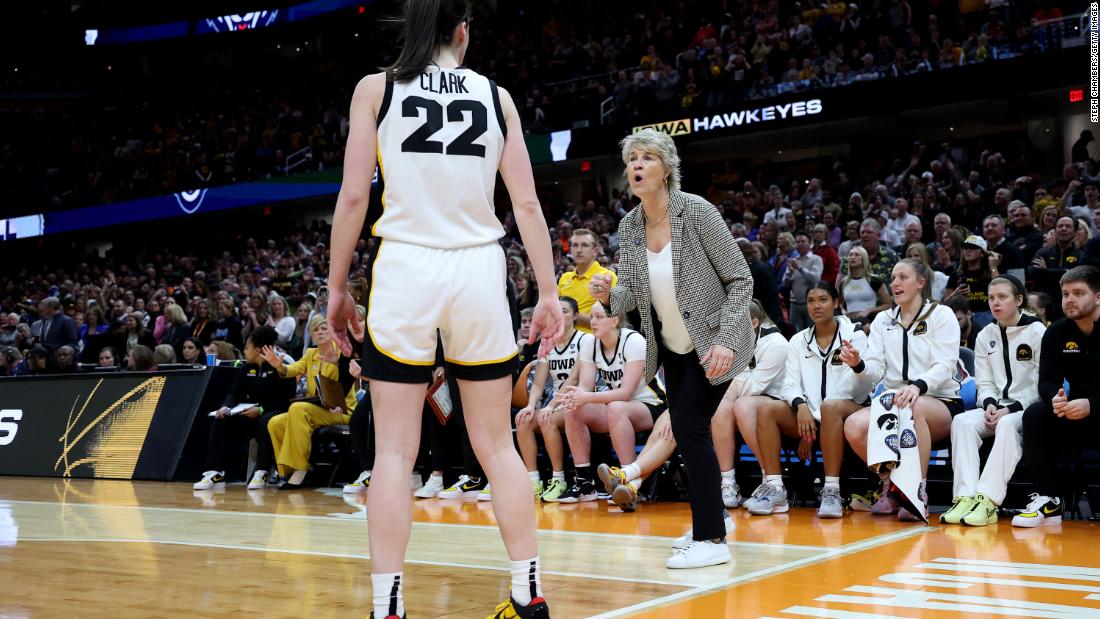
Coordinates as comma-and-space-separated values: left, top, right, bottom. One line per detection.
372, 572, 403, 618
509, 557, 542, 606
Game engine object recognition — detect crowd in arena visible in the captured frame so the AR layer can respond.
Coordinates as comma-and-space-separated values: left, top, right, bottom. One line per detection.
0, 0, 1080, 214
4, 121, 1100, 531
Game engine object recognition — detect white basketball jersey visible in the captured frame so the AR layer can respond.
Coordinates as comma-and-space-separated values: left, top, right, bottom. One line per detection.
580, 328, 665, 406
540, 330, 590, 392
374, 66, 506, 249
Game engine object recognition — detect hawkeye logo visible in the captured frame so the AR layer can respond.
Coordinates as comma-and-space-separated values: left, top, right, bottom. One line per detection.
0, 409, 22, 446
633, 99, 823, 137
1065, 341, 1080, 353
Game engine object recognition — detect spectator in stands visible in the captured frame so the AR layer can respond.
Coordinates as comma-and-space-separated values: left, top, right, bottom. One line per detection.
55, 345, 76, 373
188, 300, 216, 345
0, 314, 18, 348
839, 246, 892, 327
946, 235, 998, 332
840, 259, 962, 521
206, 340, 237, 362
813, 223, 841, 285
838, 220, 862, 257
943, 275, 1044, 526
288, 301, 313, 359
127, 345, 155, 371
885, 197, 920, 244
152, 345, 176, 367
736, 239, 784, 327
856, 218, 898, 281
26, 346, 58, 375
97, 346, 121, 369
982, 215, 1026, 281
1008, 201, 1044, 263
78, 306, 109, 347
746, 282, 872, 519
782, 232, 825, 331
194, 326, 295, 491
159, 304, 190, 350
557, 229, 617, 333
905, 243, 948, 302
211, 299, 244, 351
262, 315, 357, 489
265, 294, 296, 348
0, 347, 26, 377
1015, 266, 1100, 527
1030, 216, 1084, 322
1075, 217, 1093, 249
180, 337, 206, 365
122, 312, 155, 354
31, 297, 78, 351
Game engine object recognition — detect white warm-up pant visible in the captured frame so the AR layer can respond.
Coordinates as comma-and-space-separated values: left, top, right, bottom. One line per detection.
949, 409, 1024, 505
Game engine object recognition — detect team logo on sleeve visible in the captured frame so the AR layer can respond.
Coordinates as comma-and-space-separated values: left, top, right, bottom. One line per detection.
1015, 344, 1033, 361
913, 321, 928, 336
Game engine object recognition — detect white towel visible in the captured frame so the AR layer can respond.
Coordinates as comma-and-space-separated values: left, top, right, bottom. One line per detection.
866, 389, 927, 522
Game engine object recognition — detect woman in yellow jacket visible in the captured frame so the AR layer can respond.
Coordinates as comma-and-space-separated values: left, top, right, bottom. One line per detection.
261, 314, 357, 489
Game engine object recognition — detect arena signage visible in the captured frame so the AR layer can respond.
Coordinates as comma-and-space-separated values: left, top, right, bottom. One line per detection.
633, 98, 823, 137
0, 370, 210, 480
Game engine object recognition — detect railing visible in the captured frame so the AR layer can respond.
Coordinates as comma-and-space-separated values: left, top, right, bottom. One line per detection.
599, 96, 615, 125
284, 146, 313, 175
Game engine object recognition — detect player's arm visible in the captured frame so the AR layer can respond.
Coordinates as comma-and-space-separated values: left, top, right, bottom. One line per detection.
327, 73, 384, 353
497, 85, 563, 354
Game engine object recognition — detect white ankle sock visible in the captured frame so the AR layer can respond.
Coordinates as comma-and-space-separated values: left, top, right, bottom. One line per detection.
528, 470, 540, 483
765, 475, 783, 488
824, 476, 840, 489
509, 557, 542, 606
721, 469, 735, 484
552, 471, 565, 482
622, 463, 641, 481
372, 572, 403, 618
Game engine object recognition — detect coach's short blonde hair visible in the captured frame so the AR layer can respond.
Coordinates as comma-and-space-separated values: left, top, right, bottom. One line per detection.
619, 129, 681, 192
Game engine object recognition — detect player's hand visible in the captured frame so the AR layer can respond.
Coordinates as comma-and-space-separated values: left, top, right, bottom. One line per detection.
894, 384, 921, 409
1063, 398, 1091, 420
349, 359, 362, 379
530, 295, 565, 358
327, 290, 360, 356
537, 405, 557, 427
515, 406, 535, 426
839, 339, 861, 367
796, 404, 816, 441
797, 437, 813, 463
658, 419, 674, 442
1052, 387, 1068, 416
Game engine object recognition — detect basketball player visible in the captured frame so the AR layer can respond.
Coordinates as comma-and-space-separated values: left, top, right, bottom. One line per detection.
515, 297, 588, 502
557, 301, 667, 503
325, 2, 563, 617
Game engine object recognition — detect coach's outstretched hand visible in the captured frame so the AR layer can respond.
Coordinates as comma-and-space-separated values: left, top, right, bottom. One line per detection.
529, 295, 565, 358
328, 290, 361, 357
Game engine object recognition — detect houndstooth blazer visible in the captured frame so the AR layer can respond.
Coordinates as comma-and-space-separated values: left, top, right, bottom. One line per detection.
610, 190, 755, 385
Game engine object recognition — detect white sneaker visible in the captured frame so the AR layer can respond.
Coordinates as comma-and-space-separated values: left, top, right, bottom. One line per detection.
414, 475, 445, 499
247, 470, 267, 491
673, 512, 735, 550
477, 484, 493, 501
721, 481, 742, 508
343, 470, 371, 494
666, 540, 731, 569
744, 482, 789, 516
193, 470, 225, 490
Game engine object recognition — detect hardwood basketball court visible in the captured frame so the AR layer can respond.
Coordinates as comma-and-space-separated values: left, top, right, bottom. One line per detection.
2, 477, 1099, 617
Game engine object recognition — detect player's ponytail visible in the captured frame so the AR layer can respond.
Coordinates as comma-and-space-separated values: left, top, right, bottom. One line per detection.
386, 0, 472, 82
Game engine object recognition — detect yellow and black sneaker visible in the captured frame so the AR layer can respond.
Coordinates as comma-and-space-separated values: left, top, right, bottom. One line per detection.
596, 463, 627, 495
611, 482, 640, 513
1011, 494, 1063, 528
487, 596, 549, 619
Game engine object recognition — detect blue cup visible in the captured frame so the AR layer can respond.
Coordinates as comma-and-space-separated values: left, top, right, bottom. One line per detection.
206, 353, 217, 366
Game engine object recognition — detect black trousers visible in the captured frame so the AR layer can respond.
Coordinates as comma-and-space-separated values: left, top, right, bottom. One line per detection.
349, 403, 375, 472
205, 410, 281, 476
660, 344, 729, 541
1023, 399, 1100, 497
